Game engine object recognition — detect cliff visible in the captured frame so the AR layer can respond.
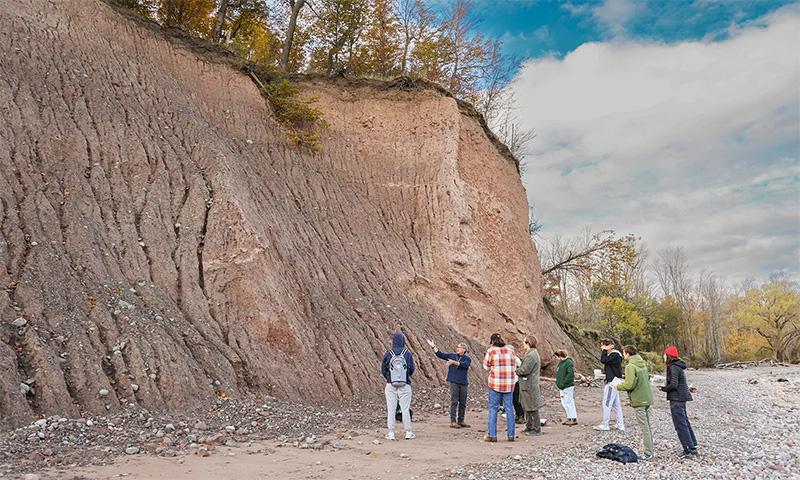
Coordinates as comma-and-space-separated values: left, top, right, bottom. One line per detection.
0, 0, 574, 428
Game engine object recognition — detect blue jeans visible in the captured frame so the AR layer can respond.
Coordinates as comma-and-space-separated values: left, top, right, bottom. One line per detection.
487, 388, 515, 438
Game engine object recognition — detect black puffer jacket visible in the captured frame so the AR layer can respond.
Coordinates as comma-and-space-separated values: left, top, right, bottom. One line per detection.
660, 359, 693, 402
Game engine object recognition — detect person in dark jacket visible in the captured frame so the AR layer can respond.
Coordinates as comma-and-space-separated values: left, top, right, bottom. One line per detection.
381, 331, 416, 440
426, 339, 472, 428
660, 346, 698, 458
595, 339, 625, 431
554, 349, 577, 425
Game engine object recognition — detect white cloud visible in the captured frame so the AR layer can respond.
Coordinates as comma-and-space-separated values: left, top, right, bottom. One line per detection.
591, 0, 639, 36
514, 6, 800, 282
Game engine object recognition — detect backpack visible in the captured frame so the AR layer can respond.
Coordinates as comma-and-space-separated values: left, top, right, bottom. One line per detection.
596, 443, 639, 464
389, 348, 408, 388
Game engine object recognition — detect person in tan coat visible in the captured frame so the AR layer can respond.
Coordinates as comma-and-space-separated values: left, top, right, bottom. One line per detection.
515, 335, 543, 435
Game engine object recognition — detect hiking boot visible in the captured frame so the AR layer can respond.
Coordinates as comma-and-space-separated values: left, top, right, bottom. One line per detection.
457, 422, 471, 428
678, 449, 698, 459
523, 429, 542, 436
514, 416, 525, 425
450, 421, 461, 429
483, 435, 497, 443
384, 431, 395, 441
404, 431, 416, 440
593, 424, 610, 431
562, 418, 577, 426
507, 436, 515, 442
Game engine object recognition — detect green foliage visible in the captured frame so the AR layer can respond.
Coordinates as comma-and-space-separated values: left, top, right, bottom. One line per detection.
639, 351, 666, 374
597, 296, 645, 346
729, 279, 800, 362
262, 79, 328, 150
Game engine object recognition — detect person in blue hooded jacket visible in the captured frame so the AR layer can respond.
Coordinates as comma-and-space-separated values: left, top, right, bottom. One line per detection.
381, 331, 416, 440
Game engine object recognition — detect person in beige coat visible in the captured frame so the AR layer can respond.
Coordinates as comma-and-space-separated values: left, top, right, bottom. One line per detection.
515, 335, 543, 435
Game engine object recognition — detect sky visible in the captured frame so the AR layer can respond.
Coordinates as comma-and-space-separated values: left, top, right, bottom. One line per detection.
472, 0, 800, 283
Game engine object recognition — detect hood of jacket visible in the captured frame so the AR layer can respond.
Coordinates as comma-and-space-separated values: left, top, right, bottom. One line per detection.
626, 354, 647, 369
671, 359, 687, 370
391, 332, 406, 354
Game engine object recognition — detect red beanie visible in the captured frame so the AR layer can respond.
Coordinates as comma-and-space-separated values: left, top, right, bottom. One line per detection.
664, 346, 679, 358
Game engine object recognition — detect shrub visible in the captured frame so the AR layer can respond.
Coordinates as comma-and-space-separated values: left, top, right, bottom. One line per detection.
639, 351, 666, 374
262, 79, 328, 150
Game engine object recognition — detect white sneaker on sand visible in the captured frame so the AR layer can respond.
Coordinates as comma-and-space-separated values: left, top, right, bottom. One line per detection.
385, 431, 395, 440
593, 425, 611, 431
615, 425, 625, 431
404, 431, 416, 440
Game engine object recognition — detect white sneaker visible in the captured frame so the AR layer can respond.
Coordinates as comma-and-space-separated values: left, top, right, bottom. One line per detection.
615, 425, 625, 431
593, 425, 610, 431
404, 431, 415, 440
385, 431, 395, 440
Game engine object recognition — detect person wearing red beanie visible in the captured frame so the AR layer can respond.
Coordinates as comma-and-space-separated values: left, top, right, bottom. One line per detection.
661, 346, 698, 458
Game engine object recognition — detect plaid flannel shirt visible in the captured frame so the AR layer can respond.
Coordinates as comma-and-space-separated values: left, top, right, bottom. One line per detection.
483, 345, 516, 393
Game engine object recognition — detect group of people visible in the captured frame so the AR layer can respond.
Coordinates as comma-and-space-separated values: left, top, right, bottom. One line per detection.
380, 330, 699, 460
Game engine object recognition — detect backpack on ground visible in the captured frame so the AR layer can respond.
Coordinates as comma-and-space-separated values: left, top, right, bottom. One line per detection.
389, 348, 408, 388
596, 443, 639, 464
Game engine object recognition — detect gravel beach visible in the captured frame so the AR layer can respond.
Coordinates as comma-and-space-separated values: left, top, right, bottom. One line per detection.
436, 366, 800, 480
1, 366, 797, 479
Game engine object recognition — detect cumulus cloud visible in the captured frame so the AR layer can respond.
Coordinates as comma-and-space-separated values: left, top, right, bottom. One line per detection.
514, 6, 800, 282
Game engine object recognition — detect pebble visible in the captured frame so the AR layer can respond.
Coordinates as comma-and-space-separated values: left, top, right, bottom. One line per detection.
124, 447, 139, 455
99, 389, 109, 397
11, 317, 27, 327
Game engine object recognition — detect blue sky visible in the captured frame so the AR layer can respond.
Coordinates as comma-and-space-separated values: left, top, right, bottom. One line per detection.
474, 0, 797, 62
464, 0, 800, 282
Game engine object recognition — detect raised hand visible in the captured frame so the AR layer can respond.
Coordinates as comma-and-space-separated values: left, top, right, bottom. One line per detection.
426, 338, 436, 349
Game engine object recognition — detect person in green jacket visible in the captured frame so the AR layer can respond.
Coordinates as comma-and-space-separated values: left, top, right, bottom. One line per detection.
554, 349, 577, 425
614, 345, 654, 459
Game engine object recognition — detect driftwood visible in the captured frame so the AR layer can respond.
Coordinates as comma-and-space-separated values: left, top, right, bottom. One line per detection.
714, 359, 792, 369
541, 374, 599, 388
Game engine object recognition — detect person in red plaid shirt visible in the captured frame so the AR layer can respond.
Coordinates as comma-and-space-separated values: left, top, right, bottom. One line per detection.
482, 333, 517, 442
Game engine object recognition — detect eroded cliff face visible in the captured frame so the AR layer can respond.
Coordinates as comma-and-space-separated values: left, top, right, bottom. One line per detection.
0, 0, 574, 427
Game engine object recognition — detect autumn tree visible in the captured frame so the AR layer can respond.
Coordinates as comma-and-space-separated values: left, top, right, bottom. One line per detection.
157, 0, 216, 36
281, 0, 308, 71
734, 279, 800, 362
437, 0, 491, 104
213, 0, 268, 44
357, 0, 402, 78
307, 0, 370, 75
654, 246, 697, 354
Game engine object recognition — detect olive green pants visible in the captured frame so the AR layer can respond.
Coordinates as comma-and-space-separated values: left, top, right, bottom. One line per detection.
634, 406, 654, 456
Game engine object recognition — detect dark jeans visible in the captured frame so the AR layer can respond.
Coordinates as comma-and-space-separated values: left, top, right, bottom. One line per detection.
449, 382, 468, 422
512, 383, 524, 419
670, 401, 697, 453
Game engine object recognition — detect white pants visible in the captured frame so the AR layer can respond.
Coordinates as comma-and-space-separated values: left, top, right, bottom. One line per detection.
385, 383, 413, 433
601, 383, 624, 428
559, 386, 577, 419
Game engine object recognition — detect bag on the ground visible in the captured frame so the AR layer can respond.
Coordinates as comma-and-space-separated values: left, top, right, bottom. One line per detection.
389, 348, 408, 388
596, 443, 638, 464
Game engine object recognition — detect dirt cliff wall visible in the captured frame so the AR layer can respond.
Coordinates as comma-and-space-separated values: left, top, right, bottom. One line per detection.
0, 0, 574, 428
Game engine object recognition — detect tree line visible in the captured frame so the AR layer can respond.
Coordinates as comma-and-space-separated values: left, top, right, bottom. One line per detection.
119, 0, 533, 157
541, 229, 800, 365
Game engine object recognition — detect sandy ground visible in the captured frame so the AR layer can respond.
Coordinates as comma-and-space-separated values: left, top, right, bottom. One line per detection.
50, 383, 618, 480
40, 366, 800, 479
